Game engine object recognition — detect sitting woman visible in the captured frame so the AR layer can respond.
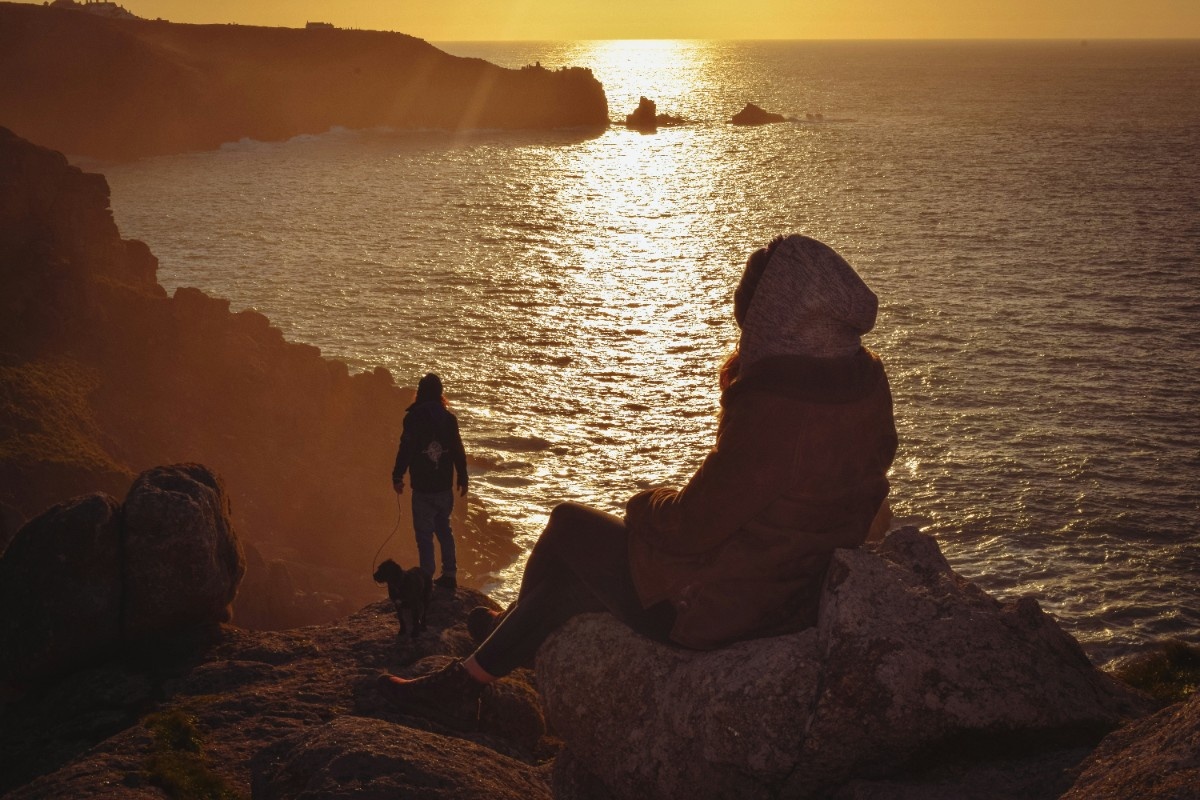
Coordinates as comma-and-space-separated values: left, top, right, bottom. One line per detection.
378, 234, 898, 727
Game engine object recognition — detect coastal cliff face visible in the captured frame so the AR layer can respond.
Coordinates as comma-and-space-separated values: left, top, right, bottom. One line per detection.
0, 127, 518, 622
0, 1, 609, 160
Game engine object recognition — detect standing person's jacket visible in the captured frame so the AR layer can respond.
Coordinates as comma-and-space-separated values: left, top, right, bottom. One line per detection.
625, 234, 898, 650
392, 400, 468, 493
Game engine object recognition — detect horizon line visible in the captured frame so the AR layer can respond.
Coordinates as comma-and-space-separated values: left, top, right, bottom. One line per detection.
427, 36, 1200, 43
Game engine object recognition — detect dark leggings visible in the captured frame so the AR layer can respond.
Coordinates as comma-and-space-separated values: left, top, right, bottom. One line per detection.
472, 502, 676, 677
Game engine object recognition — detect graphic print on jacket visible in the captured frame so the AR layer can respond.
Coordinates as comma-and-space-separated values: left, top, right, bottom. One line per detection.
392, 400, 468, 493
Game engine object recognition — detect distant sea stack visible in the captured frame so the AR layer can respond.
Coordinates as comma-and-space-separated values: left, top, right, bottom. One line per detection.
0, 1, 609, 160
624, 96, 686, 131
0, 127, 518, 625
731, 102, 787, 125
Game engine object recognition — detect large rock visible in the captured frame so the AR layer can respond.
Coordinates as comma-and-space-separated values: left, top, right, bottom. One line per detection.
122, 464, 245, 639
251, 716, 552, 799
0, 493, 123, 687
1061, 692, 1200, 799
625, 96, 659, 130
731, 102, 787, 125
540, 615, 822, 798
624, 96, 686, 130
0, 465, 248, 691
537, 527, 1152, 799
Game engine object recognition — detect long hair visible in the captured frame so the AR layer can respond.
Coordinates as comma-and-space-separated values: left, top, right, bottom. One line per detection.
415, 373, 449, 408
720, 348, 742, 392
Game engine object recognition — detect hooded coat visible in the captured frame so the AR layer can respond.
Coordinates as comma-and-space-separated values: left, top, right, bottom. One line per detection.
626, 236, 898, 650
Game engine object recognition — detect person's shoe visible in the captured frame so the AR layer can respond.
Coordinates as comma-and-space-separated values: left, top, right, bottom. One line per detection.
434, 574, 457, 590
467, 606, 505, 644
376, 660, 482, 728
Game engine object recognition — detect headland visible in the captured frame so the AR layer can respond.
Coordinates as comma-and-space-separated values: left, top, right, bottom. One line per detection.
0, 1, 609, 161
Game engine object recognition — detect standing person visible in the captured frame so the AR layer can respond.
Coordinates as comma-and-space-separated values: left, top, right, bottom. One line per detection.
392, 373, 469, 590
379, 235, 898, 726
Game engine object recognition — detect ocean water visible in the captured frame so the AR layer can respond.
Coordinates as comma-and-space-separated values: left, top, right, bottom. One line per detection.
102, 40, 1200, 666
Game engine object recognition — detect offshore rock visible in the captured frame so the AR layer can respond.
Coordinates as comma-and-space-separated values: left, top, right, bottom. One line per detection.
1061, 691, 1200, 799
0, 493, 123, 688
537, 527, 1153, 799
624, 96, 686, 130
625, 96, 659, 129
0, 3, 608, 161
731, 102, 787, 125
121, 464, 245, 639
251, 716, 552, 800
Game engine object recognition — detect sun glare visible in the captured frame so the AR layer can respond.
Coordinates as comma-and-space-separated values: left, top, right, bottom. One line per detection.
564, 39, 713, 118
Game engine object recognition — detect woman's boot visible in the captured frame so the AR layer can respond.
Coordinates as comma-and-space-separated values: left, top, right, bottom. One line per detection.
377, 660, 484, 728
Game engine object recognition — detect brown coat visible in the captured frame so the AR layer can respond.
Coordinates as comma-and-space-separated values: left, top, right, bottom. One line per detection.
626, 349, 898, 650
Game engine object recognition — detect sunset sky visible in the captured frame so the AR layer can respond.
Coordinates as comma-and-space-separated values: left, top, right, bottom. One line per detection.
34, 0, 1200, 40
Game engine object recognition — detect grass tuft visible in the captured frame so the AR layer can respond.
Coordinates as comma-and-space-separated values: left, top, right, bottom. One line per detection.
141, 710, 242, 800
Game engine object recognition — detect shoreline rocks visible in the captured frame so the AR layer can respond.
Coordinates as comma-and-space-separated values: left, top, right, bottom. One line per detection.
1061, 691, 1200, 799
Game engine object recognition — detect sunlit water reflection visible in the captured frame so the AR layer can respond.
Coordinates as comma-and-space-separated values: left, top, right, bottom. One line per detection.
105, 40, 1200, 665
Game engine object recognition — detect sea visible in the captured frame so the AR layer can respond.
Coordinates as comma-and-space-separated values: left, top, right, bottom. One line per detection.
100, 40, 1200, 667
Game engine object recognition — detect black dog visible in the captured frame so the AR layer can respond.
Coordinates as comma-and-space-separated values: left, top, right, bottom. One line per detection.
373, 559, 432, 637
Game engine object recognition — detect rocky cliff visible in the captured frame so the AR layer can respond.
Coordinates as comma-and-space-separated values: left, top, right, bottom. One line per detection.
0, 1, 609, 161
1, 492, 1186, 799
0, 127, 518, 624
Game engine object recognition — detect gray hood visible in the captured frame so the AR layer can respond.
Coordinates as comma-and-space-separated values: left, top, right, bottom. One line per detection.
739, 235, 878, 363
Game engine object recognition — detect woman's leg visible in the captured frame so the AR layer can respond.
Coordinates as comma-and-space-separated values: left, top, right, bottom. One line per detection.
379, 501, 674, 725
472, 501, 676, 677
472, 568, 604, 677
515, 501, 624, 598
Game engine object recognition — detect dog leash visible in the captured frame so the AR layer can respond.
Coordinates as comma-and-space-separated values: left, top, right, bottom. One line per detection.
371, 492, 404, 582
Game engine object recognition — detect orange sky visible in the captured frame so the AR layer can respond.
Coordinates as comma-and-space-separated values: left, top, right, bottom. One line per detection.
30, 0, 1200, 39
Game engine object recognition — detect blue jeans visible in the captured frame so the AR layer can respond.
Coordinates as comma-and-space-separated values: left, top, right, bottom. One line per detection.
411, 489, 456, 577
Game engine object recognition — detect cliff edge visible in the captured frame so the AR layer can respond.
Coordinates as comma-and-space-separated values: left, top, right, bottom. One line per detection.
0, 1, 609, 160
0, 127, 518, 625
1, 503, 1182, 799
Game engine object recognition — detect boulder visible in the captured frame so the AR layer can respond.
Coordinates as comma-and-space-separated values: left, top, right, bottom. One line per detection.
539, 615, 822, 798
731, 103, 787, 125
0, 493, 123, 687
624, 96, 686, 130
122, 464, 245, 639
0, 501, 25, 553
625, 96, 659, 130
1061, 691, 1200, 799
0, 465, 249, 690
537, 527, 1153, 799
250, 715, 552, 800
